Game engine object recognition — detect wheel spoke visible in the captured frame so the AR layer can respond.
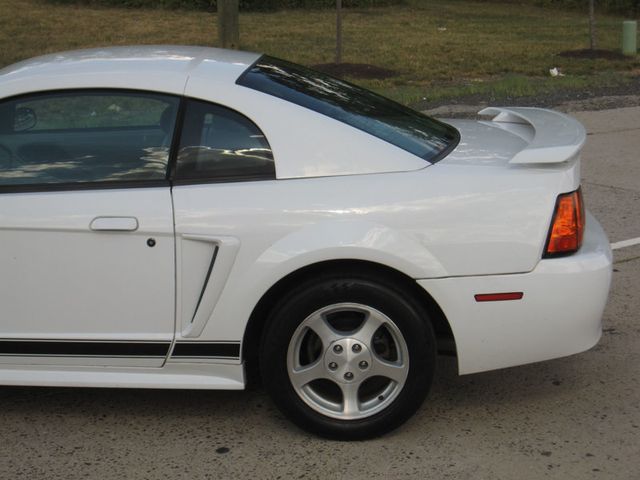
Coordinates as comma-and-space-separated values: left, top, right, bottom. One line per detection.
286, 302, 414, 422
289, 359, 327, 389
353, 309, 386, 345
306, 311, 340, 347
340, 381, 361, 417
369, 356, 407, 384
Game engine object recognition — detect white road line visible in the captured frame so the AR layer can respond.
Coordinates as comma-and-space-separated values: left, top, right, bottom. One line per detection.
611, 237, 640, 250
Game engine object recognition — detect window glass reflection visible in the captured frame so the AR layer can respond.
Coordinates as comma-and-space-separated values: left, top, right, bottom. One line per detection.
0, 91, 179, 187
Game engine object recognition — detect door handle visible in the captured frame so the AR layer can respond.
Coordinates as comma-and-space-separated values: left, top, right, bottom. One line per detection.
90, 216, 139, 232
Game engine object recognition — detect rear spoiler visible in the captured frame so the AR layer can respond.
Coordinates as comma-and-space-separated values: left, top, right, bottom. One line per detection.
478, 107, 586, 165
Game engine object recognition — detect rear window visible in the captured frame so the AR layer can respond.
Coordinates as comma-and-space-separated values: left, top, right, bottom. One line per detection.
237, 55, 459, 163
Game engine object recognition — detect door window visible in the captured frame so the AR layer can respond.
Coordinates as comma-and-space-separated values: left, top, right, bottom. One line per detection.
0, 90, 179, 188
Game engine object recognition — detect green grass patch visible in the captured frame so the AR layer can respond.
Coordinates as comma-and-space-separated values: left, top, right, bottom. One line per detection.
379, 72, 634, 105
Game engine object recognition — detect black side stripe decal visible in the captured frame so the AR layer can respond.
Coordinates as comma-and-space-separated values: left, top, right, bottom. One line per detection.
0, 341, 170, 357
191, 246, 219, 323
0, 340, 242, 359
171, 342, 240, 359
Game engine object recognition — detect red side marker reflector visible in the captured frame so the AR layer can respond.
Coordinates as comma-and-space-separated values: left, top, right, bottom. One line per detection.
474, 292, 524, 302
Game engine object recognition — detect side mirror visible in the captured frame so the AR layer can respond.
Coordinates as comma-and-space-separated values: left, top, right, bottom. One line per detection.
14, 107, 37, 132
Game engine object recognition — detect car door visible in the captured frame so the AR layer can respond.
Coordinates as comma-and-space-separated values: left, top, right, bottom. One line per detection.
0, 89, 179, 367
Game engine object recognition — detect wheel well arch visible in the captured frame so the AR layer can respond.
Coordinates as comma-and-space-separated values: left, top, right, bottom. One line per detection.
242, 259, 456, 384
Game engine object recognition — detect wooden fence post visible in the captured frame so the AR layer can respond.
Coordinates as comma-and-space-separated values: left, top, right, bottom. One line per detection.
336, 0, 343, 64
218, 0, 240, 50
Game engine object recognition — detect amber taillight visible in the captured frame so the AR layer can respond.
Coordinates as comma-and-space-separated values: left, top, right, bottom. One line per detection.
544, 188, 585, 257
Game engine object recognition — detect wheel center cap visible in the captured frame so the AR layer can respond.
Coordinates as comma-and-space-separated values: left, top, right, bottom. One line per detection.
324, 338, 372, 384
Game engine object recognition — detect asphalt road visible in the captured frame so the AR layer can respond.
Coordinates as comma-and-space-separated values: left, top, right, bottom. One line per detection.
0, 107, 638, 480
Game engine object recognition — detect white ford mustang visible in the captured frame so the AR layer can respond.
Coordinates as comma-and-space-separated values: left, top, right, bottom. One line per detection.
0, 46, 612, 439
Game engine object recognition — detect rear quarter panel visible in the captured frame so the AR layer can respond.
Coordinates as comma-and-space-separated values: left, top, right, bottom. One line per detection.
172, 160, 579, 342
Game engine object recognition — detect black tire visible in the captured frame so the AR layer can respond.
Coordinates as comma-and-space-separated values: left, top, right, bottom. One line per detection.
260, 271, 436, 440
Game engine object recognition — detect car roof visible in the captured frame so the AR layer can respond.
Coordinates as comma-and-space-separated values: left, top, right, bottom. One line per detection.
0, 46, 430, 179
0, 46, 262, 97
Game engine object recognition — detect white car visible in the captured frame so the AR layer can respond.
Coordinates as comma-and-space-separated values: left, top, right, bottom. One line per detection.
0, 46, 612, 439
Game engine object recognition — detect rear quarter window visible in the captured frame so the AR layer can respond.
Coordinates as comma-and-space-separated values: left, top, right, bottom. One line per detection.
174, 98, 274, 182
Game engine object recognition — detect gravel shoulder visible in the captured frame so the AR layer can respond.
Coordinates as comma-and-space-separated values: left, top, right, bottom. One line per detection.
421, 90, 640, 118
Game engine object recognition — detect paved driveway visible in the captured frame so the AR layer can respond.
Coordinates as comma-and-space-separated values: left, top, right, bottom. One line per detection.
0, 107, 638, 480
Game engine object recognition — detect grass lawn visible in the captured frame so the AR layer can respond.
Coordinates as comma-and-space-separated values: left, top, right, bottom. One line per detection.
1, 0, 638, 104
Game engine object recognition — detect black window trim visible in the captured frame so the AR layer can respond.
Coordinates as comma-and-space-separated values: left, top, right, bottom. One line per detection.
167, 96, 187, 181
0, 179, 171, 195
171, 174, 278, 186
